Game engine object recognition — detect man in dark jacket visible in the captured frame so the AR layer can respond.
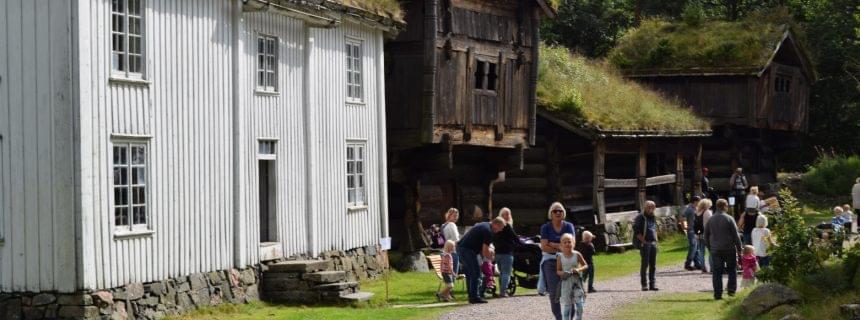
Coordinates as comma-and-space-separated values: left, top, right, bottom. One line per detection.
634, 201, 659, 291
704, 199, 743, 300
458, 217, 506, 304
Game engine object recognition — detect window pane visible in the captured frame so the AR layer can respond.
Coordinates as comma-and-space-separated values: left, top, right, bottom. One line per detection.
258, 71, 265, 87
357, 188, 364, 203
356, 161, 363, 174
347, 175, 355, 188
132, 146, 145, 164
348, 189, 355, 204
112, 0, 123, 13
132, 186, 145, 204
129, 17, 141, 35
358, 147, 363, 159
358, 174, 364, 187
115, 207, 128, 227
113, 167, 123, 185
132, 168, 145, 184
266, 72, 274, 89
113, 146, 126, 164
347, 161, 355, 174
133, 206, 146, 224
128, 0, 138, 15
115, 187, 128, 206
347, 146, 354, 160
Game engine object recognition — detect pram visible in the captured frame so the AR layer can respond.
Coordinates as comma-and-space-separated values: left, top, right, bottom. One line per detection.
511, 236, 543, 292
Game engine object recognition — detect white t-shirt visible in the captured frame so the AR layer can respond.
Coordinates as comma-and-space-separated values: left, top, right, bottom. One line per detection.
751, 227, 771, 257
745, 195, 760, 209
442, 222, 460, 242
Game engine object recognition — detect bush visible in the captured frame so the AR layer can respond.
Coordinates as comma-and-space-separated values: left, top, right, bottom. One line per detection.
758, 189, 829, 284
801, 154, 860, 197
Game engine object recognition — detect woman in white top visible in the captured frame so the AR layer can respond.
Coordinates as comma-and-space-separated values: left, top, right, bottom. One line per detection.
694, 199, 713, 273
744, 186, 761, 213
442, 208, 461, 274
750, 215, 775, 267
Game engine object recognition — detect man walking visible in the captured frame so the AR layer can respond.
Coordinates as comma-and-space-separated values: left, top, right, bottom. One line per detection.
704, 199, 743, 300
457, 217, 506, 304
634, 201, 659, 291
729, 168, 749, 218
684, 196, 703, 271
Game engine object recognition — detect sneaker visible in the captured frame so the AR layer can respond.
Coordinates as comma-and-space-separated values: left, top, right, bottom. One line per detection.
642, 287, 648, 291
684, 266, 695, 271
588, 288, 597, 293
649, 287, 659, 291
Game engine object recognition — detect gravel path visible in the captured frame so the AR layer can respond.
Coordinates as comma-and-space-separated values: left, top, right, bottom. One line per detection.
440, 264, 717, 320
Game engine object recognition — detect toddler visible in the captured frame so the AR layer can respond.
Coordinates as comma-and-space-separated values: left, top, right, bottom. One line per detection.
437, 240, 456, 301
740, 245, 759, 289
576, 231, 597, 293
479, 249, 496, 298
557, 233, 588, 320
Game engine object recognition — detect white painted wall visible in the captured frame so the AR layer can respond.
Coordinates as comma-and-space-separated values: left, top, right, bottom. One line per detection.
2, 0, 388, 293
0, 0, 78, 293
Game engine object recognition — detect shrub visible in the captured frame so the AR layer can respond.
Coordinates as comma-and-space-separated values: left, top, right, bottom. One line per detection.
758, 189, 829, 284
801, 154, 860, 197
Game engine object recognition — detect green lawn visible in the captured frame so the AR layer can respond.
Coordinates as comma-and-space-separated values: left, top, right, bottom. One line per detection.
612, 291, 749, 320
170, 301, 453, 320
593, 235, 689, 281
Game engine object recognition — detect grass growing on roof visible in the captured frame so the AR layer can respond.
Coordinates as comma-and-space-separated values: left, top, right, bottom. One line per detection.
336, 0, 403, 21
538, 44, 709, 132
609, 9, 797, 71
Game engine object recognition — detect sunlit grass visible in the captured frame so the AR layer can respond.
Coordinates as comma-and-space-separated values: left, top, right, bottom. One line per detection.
538, 44, 709, 132
593, 235, 689, 281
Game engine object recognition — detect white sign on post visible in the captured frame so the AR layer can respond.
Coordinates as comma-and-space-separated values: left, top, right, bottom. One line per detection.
380, 237, 392, 251
728, 197, 736, 206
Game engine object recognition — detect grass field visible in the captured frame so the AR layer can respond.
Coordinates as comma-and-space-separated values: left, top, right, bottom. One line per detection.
593, 235, 689, 281
611, 291, 748, 320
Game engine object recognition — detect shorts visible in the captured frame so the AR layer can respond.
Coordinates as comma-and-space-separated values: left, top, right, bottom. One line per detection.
442, 274, 454, 288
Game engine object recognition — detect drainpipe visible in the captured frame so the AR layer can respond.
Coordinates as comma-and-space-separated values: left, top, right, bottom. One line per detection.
231, 0, 247, 267
376, 35, 390, 238
488, 172, 506, 219
303, 27, 318, 256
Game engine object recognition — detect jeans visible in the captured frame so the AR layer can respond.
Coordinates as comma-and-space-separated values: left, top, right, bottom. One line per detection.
685, 232, 702, 268
451, 251, 460, 275
757, 255, 771, 268
458, 246, 481, 300
640, 243, 658, 288
742, 231, 752, 246
696, 235, 708, 271
541, 259, 562, 320
712, 250, 738, 298
497, 253, 514, 295
583, 263, 594, 290
562, 300, 585, 320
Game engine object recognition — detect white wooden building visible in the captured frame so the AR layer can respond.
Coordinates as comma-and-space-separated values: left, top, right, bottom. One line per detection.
0, 0, 395, 294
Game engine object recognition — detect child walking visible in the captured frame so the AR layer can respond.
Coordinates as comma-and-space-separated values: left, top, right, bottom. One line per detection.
557, 233, 588, 320
479, 249, 496, 298
740, 245, 759, 289
751, 215, 775, 268
437, 240, 456, 301
576, 231, 597, 293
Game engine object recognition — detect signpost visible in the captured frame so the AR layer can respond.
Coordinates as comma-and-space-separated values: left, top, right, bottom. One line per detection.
380, 237, 392, 302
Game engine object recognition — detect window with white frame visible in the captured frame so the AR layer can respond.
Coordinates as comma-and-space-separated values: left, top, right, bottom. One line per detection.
346, 39, 363, 102
111, 0, 145, 77
112, 142, 148, 231
256, 35, 278, 92
346, 142, 366, 207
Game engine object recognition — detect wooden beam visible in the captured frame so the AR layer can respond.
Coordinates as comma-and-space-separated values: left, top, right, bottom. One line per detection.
694, 141, 703, 196
464, 47, 474, 141
675, 151, 684, 206
646, 174, 676, 187
637, 142, 647, 211
496, 50, 505, 141
604, 174, 676, 189
593, 140, 607, 224
604, 178, 637, 189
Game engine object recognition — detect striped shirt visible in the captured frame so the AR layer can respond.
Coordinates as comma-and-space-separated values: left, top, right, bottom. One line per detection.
440, 252, 454, 274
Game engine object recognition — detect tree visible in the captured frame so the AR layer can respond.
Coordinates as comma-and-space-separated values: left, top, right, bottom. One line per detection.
541, 0, 635, 58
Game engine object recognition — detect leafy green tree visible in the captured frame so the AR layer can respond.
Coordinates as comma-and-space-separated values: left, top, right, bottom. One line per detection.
757, 189, 827, 284
541, 0, 635, 58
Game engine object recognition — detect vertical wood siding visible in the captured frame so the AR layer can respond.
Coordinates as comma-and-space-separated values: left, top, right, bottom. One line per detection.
308, 23, 383, 255
0, 0, 77, 292
76, 0, 234, 290
239, 12, 308, 264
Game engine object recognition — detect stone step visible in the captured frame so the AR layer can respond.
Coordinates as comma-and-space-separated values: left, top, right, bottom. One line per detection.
313, 281, 359, 291
268, 260, 333, 273
340, 292, 374, 303
303, 271, 346, 284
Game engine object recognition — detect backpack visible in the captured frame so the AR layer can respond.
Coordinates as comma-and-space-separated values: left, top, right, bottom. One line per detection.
428, 224, 445, 249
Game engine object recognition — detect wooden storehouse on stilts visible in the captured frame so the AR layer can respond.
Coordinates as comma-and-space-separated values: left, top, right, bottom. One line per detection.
610, 14, 815, 194
384, 0, 556, 251
491, 46, 711, 250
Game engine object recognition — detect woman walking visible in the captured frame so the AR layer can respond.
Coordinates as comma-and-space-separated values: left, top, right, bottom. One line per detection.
738, 186, 761, 245
442, 208, 461, 274
494, 208, 518, 297
694, 199, 713, 273
540, 202, 576, 320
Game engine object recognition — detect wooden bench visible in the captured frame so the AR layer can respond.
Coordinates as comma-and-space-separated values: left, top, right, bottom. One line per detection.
426, 254, 464, 298
608, 242, 633, 253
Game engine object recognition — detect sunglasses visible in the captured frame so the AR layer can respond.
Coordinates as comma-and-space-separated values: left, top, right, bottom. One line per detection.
552, 210, 564, 214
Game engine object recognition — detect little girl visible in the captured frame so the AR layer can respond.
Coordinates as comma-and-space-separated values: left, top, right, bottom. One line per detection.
556, 233, 588, 320
741, 245, 759, 289
437, 240, 456, 301
479, 249, 496, 298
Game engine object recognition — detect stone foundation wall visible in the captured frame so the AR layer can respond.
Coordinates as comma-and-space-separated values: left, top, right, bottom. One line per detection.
0, 267, 261, 320
603, 210, 683, 248
320, 245, 384, 282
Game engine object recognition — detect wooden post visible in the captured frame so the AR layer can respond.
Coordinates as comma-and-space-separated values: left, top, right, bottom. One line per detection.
637, 142, 647, 211
593, 140, 606, 224
464, 47, 474, 141
495, 50, 505, 141
694, 141, 703, 197
675, 150, 685, 206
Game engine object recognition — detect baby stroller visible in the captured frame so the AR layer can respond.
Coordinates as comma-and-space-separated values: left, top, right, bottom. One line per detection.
511, 236, 543, 293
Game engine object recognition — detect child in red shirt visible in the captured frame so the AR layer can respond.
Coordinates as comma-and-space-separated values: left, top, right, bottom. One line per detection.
740, 245, 759, 289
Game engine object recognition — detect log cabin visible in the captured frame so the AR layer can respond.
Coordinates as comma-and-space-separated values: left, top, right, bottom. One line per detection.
385, 0, 556, 250
0, 0, 401, 316
610, 15, 815, 194
491, 46, 711, 249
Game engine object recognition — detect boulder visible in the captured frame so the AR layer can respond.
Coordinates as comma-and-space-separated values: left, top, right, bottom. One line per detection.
768, 305, 799, 318
841, 304, 860, 320
124, 283, 145, 301
741, 283, 802, 316
31, 294, 56, 307
396, 251, 429, 273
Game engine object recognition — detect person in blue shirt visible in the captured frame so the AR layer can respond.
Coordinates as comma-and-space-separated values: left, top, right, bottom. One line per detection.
540, 202, 576, 320
634, 201, 659, 291
456, 217, 506, 304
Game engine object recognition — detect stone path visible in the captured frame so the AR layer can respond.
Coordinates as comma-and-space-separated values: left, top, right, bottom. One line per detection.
440, 265, 717, 320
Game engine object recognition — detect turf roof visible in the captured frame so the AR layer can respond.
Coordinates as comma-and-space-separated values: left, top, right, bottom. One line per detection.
538, 44, 710, 136
334, 0, 403, 22
609, 11, 797, 75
